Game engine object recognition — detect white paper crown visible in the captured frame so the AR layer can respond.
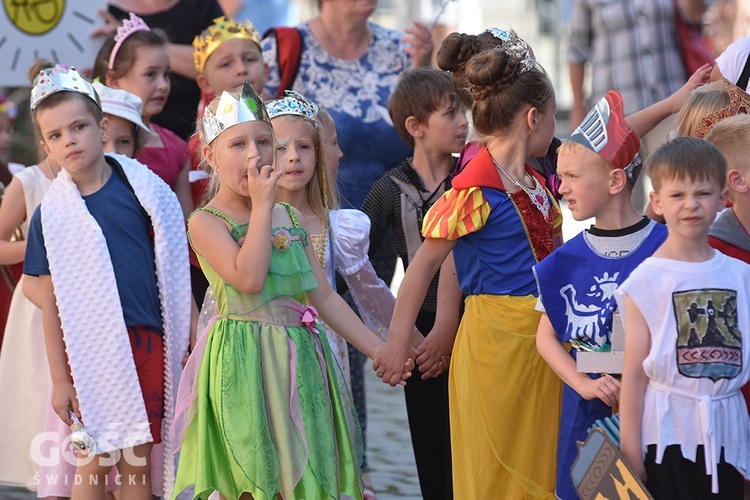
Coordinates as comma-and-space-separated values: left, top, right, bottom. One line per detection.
485, 28, 534, 74
30, 65, 101, 112
265, 90, 319, 126
201, 82, 271, 144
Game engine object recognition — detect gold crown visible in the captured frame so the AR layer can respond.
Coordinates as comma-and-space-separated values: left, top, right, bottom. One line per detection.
193, 16, 262, 73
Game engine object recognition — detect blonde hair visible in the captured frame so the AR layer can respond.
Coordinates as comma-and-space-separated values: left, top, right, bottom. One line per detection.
704, 114, 750, 173
673, 82, 731, 138
315, 107, 340, 210
557, 140, 614, 169
200, 90, 276, 205
273, 114, 336, 223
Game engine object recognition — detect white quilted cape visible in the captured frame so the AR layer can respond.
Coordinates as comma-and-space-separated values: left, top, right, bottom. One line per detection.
41, 154, 190, 496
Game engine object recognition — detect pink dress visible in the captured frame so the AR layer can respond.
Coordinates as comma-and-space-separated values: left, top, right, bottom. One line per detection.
136, 123, 188, 189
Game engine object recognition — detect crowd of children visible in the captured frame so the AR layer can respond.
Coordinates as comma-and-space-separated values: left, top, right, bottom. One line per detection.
1, 8, 750, 500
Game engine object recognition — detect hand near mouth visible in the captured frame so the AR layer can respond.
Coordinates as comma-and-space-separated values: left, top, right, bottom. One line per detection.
247, 155, 283, 210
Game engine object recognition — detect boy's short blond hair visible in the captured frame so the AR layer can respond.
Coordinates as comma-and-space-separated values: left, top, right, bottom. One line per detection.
557, 140, 616, 170
388, 68, 458, 148
704, 114, 750, 173
647, 136, 727, 192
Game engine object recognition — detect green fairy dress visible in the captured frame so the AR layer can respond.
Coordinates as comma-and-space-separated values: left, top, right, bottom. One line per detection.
172, 203, 363, 500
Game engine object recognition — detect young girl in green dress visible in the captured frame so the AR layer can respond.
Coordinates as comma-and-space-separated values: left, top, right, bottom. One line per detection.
171, 83, 411, 500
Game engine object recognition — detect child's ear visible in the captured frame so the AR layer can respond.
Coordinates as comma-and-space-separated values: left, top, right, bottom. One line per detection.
649, 190, 663, 216
202, 143, 215, 169
100, 117, 110, 144
719, 186, 730, 209
196, 74, 214, 95
609, 168, 628, 195
404, 116, 423, 139
526, 107, 538, 131
39, 140, 50, 159
727, 169, 749, 194
105, 70, 120, 89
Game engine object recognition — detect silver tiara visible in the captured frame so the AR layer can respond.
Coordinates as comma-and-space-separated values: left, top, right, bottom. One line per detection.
485, 28, 534, 74
265, 91, 319, 126
202, 82, 271, 144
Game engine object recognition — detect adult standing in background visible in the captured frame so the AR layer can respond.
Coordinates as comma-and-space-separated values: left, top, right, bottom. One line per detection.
568, 0, 708, 210
99, 0, 225, 140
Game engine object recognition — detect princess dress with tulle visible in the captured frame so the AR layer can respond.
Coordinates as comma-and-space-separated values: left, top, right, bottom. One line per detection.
172, 203, 363, 500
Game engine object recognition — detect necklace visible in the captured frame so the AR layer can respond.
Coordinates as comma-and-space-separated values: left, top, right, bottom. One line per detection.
491, 157, 551, 221
42, 157, 57, 179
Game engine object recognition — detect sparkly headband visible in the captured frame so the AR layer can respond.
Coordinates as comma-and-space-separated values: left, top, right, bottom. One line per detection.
266, 91, 319, 127
485, 27, 534, 74
202, 82, 271, 144
30, 65, 101, 112
694, 78, 750, 139
193, 16, 262, 73
109, 12, 151, 70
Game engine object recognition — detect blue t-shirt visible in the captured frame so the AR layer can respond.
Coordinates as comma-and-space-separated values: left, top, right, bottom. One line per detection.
24, 158, 163, 331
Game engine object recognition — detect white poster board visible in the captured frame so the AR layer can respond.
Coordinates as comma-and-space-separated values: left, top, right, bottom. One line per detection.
0, 0, 107, 86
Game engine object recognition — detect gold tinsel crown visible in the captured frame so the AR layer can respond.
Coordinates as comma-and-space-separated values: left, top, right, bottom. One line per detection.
193, 16, 262, 73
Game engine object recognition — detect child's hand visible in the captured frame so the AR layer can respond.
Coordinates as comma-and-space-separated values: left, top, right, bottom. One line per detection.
370, 339, 417, 387
579, 374, 621, 407
52, 381, 79, 426
668, 63, 712, 112
246, 156, 283, 209
415, 328, 455, 379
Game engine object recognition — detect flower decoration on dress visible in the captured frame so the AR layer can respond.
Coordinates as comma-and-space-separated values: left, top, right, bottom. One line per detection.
568, 90, 643, 184
485, 28, 534, 74
271, 228, 301, 251
694, 78, 750, 139
109, 12, 151, 70
31, 65, 101, 112
193, 16, 262, 73
265, 91, 319, 127
202, 82, 271, 144
300, 306, 319, 334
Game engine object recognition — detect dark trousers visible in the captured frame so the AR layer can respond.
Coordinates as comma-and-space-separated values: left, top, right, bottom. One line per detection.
403, 310, 453, 500
645, 444, 743, 500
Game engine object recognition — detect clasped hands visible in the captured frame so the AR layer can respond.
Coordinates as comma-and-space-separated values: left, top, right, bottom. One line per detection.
371, 327, 453, 386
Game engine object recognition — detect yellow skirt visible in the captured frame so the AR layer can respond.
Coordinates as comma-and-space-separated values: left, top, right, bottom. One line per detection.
449, 294, 561, 499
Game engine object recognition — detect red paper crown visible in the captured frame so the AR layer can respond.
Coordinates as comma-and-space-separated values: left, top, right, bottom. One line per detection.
568, 90, 642, 183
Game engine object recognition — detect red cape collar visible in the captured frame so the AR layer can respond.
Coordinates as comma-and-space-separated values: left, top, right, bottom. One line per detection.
452, 145, 546, 191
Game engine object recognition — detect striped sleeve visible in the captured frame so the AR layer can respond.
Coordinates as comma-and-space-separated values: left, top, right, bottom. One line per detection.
421, 187, 490, 240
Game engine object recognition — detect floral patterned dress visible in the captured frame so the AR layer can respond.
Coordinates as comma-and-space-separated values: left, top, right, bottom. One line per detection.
173, 203, 362, 500
262, 21, 413, 209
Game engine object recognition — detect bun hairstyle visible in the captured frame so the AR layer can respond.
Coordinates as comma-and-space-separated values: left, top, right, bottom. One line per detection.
437, 31, 505, 108
464, 48, 552, 137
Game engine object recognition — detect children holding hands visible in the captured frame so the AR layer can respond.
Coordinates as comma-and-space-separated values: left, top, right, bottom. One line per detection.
172, 83, 412, 499
618, 137, 750, 499
375, 34, 562, 497
362, 67, 465, 499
